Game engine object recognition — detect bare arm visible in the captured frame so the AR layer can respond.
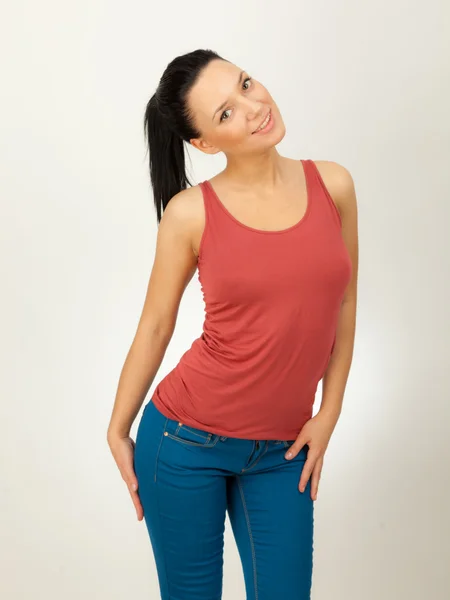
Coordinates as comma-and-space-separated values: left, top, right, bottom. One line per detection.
316, 161, 359, 423
106, 188, 199, 441
287, 160, 359, 501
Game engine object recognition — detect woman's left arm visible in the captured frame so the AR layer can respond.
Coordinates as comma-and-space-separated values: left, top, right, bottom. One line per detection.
318, 161, 359, 423
285, 161, 359, 500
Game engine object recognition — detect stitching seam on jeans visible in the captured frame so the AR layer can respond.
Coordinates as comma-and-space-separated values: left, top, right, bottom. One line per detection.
164, 432, 218, 447
154, 418, 168, 483
237, 476, 258, 600
178, 425, 210, 440
241, 442, 268, 473
155, 464, 171, 598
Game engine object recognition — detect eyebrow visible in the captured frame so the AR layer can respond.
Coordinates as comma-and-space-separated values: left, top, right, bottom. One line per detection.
212, 70, 246, 121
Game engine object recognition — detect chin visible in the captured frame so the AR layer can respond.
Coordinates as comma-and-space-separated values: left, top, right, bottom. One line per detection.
255, 122, 286, 147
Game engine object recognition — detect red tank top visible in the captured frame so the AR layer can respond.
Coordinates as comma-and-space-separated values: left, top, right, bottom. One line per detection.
151, 159, 352, 440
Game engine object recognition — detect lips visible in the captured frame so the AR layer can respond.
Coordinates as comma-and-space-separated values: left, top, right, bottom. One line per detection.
252, 109, 271, 134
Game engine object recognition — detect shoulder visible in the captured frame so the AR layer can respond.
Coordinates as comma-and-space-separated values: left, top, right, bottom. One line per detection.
310, 160, 357, 215
159, 184, 204, 229
158, 184, 205, 258
163, 184, 204, 217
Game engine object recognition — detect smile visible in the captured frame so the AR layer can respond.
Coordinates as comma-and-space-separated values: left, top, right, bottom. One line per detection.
252, 109, 273, 134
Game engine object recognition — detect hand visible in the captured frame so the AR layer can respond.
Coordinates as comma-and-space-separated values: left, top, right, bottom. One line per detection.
284, 411, 339, 501
107, 433, 144, 521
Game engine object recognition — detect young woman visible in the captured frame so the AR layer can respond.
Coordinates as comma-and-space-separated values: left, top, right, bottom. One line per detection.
107, 48, 358, 599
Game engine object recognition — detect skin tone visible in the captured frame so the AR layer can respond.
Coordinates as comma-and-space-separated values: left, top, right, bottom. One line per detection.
188, 59, 288, 186
107, 59, 359, 518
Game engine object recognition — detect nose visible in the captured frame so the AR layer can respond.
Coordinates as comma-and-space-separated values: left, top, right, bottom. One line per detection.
247, 107, 265, 130
243, 98, 264, 120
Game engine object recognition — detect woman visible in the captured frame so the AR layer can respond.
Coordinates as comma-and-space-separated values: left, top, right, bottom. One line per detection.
107, 48, 358, 599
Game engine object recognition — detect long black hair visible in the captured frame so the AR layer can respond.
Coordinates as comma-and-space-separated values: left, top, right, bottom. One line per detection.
143, 48, 226, 223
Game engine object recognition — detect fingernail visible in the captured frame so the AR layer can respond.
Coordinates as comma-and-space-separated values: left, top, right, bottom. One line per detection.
131, 483, 137, 491
285, 452, 292, 459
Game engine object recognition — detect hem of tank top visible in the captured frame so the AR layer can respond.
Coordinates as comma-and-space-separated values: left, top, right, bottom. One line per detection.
199, 159, 312, 237
150, 394, 303, 441
309, 160, 343, 229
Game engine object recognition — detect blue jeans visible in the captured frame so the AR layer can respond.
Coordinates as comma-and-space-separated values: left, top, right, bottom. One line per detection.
134, 398, 314, 599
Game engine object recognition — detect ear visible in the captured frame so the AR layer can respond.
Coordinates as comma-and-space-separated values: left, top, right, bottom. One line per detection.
190, 137, 221, 155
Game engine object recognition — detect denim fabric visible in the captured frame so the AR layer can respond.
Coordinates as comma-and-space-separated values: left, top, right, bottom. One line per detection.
134, 397, 314, 600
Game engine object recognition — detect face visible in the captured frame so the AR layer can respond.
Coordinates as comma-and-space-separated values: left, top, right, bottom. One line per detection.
187, 60, 286, 156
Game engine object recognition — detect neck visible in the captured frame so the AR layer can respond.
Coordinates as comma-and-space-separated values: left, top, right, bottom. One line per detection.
222, 147, 287, 189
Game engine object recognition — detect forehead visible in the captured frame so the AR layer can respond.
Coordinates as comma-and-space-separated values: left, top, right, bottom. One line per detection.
188, 60, 242, 119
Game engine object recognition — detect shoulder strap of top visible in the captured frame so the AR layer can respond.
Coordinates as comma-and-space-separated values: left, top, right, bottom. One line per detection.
198, 180, 216, 225
198, 179, 229, 253
198, 179, 232, 227
304, 159, 342, 228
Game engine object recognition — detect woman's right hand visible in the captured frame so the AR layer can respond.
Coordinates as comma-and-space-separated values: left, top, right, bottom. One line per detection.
107, 433, 144, 521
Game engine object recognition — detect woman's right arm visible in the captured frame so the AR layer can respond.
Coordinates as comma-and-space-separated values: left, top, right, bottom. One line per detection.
107, 188, 199, 440
106, 187, 200, 518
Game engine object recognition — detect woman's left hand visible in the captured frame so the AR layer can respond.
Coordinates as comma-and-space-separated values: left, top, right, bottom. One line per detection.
284, 410, 339, 501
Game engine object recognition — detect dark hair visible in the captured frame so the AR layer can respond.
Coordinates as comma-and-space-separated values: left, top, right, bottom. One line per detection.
143, 48, 226, 223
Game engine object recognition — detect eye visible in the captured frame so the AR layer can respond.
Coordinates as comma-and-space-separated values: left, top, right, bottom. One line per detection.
219, 77, 252, 122
220, 108, 232, 122
242, 76, 252, 90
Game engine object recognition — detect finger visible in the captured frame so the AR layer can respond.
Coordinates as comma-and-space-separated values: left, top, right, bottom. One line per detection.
128, 485, 144, 521
284, 440, 306, 460
122, 472, 143, 519
298, 459, 314, 493
121, 468, 138, 493
310, 461, 323, 500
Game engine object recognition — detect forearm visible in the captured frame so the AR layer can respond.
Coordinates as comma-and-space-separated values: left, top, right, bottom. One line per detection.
107, 322, 172, 440
319, 298, 357, 424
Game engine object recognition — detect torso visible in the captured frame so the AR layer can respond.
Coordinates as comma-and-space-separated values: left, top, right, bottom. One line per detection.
151, 157, 352, 439
188, 158, 341, 260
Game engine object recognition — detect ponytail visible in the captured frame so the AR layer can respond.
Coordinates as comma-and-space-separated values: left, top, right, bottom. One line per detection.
142, 49, 224, 224
143, 94, 193, 223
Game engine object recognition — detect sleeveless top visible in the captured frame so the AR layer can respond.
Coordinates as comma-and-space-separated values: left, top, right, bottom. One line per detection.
151, 159, 352, 440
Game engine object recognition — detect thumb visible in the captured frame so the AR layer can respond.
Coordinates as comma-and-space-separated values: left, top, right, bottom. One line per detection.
126, 477, 138, 492
122, 468, 138, 491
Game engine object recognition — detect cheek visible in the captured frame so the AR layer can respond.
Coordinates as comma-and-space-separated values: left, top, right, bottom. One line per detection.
219, 119, 251, 147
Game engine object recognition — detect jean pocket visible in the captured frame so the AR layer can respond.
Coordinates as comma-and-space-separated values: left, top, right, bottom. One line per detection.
164, 422, 220, 448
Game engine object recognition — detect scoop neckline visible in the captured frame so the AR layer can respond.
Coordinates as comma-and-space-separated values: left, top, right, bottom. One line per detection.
203, 159, 311, 235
